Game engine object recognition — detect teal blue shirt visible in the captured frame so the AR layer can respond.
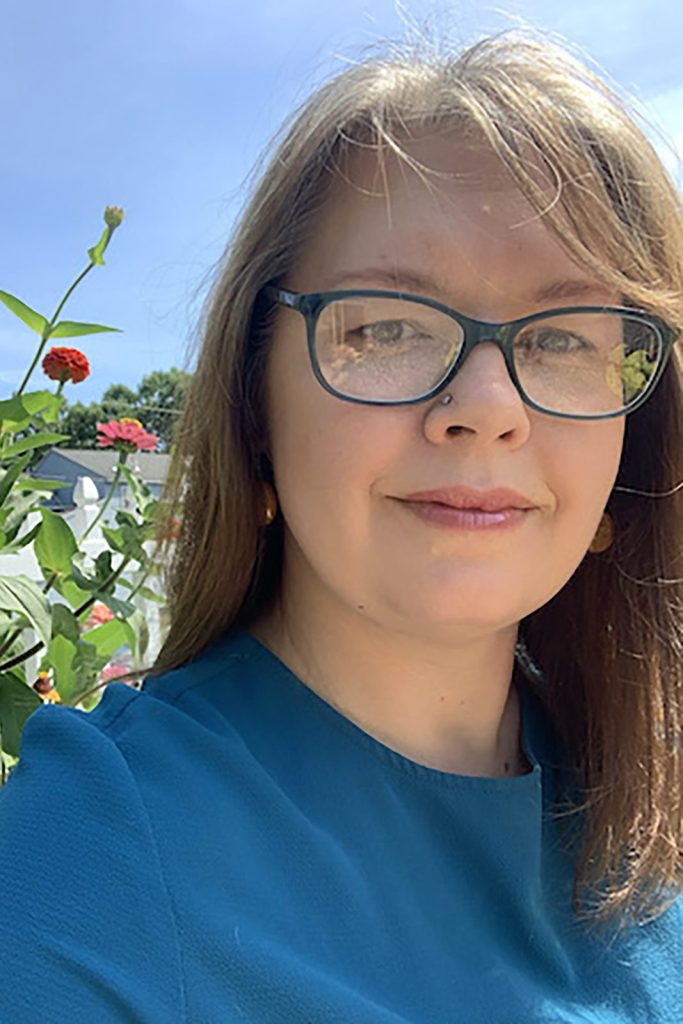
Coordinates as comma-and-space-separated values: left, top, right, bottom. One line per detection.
0, 630, 680, 1022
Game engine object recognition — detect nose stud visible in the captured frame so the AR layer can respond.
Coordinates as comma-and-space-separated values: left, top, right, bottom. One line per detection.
440, 393, 453, 406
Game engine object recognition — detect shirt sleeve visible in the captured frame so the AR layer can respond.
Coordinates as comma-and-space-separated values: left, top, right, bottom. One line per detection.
0, 695, 185, 1024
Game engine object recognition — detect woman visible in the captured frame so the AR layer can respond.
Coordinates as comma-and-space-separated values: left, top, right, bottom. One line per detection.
1, 29, 681, 1024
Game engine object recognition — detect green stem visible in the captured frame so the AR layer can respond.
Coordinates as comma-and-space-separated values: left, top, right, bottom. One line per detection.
0, 629, 19, 662
80, 457, 126, 543
16, 261, 96, 397
0, 557, 131, 675
126, 565, 151, 604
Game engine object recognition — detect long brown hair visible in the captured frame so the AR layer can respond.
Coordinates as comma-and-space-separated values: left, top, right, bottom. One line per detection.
152, 29, 683, 932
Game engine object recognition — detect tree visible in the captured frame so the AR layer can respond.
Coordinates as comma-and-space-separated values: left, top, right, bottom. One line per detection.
135, 368, 191, 450
101, 383, 137, 421
58, 400, 105, 449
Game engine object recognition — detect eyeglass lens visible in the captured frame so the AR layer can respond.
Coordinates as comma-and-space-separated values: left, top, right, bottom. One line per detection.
314, 297, 662, 414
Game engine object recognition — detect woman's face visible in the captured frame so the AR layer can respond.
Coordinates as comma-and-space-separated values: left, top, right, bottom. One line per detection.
263, 135, 625, 639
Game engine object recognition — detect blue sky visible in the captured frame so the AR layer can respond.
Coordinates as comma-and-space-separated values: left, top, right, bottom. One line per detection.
1, 0, 681, 405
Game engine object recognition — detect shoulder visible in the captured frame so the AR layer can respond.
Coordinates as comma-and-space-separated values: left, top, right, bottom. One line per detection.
0, 664, 200, 1021
11, 629, 270, 766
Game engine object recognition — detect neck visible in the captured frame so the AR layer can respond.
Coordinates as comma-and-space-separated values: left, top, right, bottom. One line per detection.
249, 564, 531, 779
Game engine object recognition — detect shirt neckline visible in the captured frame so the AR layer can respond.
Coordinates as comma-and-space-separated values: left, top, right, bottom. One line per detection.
228, 629, 545, 793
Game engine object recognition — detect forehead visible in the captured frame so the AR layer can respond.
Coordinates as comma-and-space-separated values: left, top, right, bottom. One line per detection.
288, 132, 615, 315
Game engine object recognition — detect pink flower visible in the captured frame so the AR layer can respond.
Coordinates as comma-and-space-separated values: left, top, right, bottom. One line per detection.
85, 601, 114, 629
100, 663, 133, 686
96, 417, 158, 453
42, 346, 91, 384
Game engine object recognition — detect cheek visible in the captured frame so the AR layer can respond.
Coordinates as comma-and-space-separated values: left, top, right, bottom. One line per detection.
266, 343, 401, 525
544, 419, 624, 534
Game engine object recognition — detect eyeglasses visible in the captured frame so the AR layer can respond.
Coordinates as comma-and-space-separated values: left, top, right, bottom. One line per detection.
263, 285, 678, 420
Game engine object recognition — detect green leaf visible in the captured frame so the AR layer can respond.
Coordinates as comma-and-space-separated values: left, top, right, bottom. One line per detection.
114, 509, 139, 528
0, 453, 31, 507
0, 576, 51, 647
21, 390, 61, 416
69, 559, 99, 592
102, 524, 146, 563
82, 618, 135, 660
51, 602, 80, 644
1, 493, 43, 544
70, 550, 115, 593
15, 476, 65, 492
35, 508, 78, 578
71, 640, 103, 703
0, 391, 61, 433
126, 606, 150, 660
0, 671, 42, 758
0, 610, 20, 641
60, 578, 92, 610
47, 633, 77, 700
129, 583, 164, 605
0, 520, 41, 555
0, 290, 48, 334
26, 391, 63, 425
0, 396, 30, 430
0, 432, 68, 460
97, 593, 135, 619
50, 320, 121, 339
94, 550, 114, 584
119, 463, 156, 516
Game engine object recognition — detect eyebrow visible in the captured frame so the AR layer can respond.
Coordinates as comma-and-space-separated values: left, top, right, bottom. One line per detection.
318, 266, 613, 306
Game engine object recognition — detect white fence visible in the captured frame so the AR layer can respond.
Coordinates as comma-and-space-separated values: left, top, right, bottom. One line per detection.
0, 475, 164, 686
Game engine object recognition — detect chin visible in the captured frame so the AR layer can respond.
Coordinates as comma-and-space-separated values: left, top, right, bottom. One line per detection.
383, 587, 527, 636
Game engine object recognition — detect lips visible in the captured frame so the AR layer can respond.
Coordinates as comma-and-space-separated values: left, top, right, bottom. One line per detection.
400, 486, 536, 512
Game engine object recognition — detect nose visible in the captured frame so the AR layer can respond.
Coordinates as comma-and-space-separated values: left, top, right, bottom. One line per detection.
423, 342, 531, 448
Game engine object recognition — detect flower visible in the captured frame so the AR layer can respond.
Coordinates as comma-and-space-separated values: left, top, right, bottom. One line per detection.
100, 662, 133, 686
162, 516, 182, 543
96, 417, 159, 454
32, 670, 53, 695
32, 671, 61, 703
84, 601, 114, 629
42, 346, 91, 384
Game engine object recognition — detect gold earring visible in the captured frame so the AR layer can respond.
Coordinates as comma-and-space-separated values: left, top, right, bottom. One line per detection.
589, 511, 615, 554
260, 481, 278, 526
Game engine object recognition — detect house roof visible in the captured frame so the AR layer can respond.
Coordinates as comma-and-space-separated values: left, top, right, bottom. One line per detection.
37, 448, 171, 485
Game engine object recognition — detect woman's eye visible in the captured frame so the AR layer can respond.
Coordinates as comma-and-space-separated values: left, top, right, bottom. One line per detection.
516, 328, 593, 355
356, 319, 410, 344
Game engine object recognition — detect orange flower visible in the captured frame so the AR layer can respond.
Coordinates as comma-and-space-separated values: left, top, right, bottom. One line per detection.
85, 601, 114, 628
96, 417, 159, 453
42, 346, 90, 384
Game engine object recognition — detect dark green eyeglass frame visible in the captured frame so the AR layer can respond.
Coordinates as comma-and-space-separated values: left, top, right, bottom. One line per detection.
263, 284, 678, 421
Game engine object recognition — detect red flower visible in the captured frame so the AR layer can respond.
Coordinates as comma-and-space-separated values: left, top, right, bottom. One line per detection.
42, 346, 91, 384
162, 517, 182, 542
96, 417, 159, 453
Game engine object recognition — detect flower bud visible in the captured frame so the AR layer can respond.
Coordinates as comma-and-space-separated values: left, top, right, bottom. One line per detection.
104, 205, 125, 228
33, 672, 53, 695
